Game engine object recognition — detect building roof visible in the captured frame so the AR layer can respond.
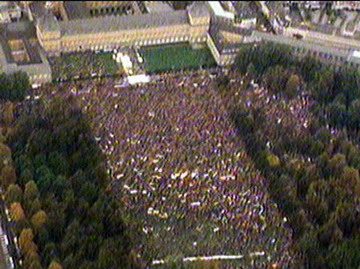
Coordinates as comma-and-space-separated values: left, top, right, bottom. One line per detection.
0, 22, 42, 65
232, 1, 256, 19
63, 1, 91, 20
38, 10, 60, 32
209, 22, 253, 52
144, 1, 173, 13
188, 1, 209, 18
60, 10, 189, 36
0, 21, 37, 40
29, 1, 47, 20
0, 1, 20, 11
252, 31, 357, 61
207, 1, 234, 19
0, 24, 51, 81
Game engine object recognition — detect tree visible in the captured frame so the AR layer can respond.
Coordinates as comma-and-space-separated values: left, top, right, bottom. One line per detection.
340, 166, 360, 195
24, 180, 40, 201
263, 65, 290, 95
0, 129, 6, 144
80, 182, 99, 205
328, 101, 347, 128
19, 228, 35, 254
19, 167, 34, 185
48, 261, 63, 269
24, 255, 43, 269
285, 74, 301, 98
61, 220, 81, 255
0, 142, 11, 160
306, 180, 330, 225
348, 99, 360, 131
333, 202, 358, 237
43, 243, 58, 267
8, 71, 29, 101
97, 238, 131, 269
28, 198, 42, 217
0, 165, 16, 189
266, 152, 280, 167
246, 62, 257, 79
328, 153, 347, 179
31, 210, 48, 229
5, 184, 23, 204
47, 152, 69, 176
327, 235, 360, 269
317, 219, 343, 248
10, 202, 25, 221
2, 101, 14, 126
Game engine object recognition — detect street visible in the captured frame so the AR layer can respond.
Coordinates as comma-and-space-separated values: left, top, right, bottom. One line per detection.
0, 192, 20, 269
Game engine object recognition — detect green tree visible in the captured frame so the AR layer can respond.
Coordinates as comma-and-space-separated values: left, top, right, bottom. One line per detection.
24, 180, 40, 201
0, 165, 16, 189
348, 99, 360, 131
317, 220, 343, 248
285, 74, 301, 98
5, 184, 23, 204
10, 202, 25, 221
246, 62, 257, 79
31, 210, 48, 229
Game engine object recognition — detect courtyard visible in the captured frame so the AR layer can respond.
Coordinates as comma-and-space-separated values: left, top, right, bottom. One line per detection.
139, 43, 216, 73
49, 51, 124, 81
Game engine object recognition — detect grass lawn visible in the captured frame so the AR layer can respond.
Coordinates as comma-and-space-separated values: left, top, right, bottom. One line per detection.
139, 43, 216, 73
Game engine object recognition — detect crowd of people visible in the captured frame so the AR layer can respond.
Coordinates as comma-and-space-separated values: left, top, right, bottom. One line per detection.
36, 70, 296, 268
48, 51, 122, 81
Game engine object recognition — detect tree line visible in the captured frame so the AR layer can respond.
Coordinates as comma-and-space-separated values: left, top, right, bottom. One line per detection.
0, 96, 138, 269
0, 72, 29, 102
217, 43, 360, 268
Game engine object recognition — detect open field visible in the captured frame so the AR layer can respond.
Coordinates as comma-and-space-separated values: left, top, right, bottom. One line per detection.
139, 43, 216, 73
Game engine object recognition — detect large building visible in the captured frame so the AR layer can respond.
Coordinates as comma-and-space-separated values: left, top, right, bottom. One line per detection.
0, 2, 22, 23
30, 1, 210, 56
0, 21, 52, 86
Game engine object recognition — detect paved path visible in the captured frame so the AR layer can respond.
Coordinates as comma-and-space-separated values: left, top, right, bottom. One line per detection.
0, 248, 7, 269
0, 221, 9, 269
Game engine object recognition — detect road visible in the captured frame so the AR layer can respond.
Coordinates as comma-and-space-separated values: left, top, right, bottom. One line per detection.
0, 243, 7, 269
0, 195, 21, 269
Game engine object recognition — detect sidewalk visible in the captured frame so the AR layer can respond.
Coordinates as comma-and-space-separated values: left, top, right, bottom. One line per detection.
0, 224, 9, 269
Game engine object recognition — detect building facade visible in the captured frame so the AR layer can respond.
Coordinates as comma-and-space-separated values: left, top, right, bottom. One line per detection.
34, 2, 210, 56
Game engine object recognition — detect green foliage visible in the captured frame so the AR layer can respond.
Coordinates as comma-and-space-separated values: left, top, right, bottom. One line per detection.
266, 152, 280, 167
8, 96, 136, 268
227, 44, 360, 268
234, 42, 294, 76
0, 71, 29, 101
5, 183, 23, 204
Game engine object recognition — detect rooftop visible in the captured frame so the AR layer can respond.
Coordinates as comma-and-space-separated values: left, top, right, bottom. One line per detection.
38, 10, 60, 32
0, 21, 41, 65
207, 1, 234, 20
0, 1, 20, 10
209, 21, 253, 52
60, 10, 189, 36
29, 1, 47, 20
232, 1, 256, 19
188, 1, 210, 18
0, 20, 51, 81
144, 1, 173, 13
63, 1, 91, 20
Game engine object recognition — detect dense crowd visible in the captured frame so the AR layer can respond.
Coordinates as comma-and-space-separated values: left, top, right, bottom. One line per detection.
37, 70, 296, 267
48, 51, 121, 81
